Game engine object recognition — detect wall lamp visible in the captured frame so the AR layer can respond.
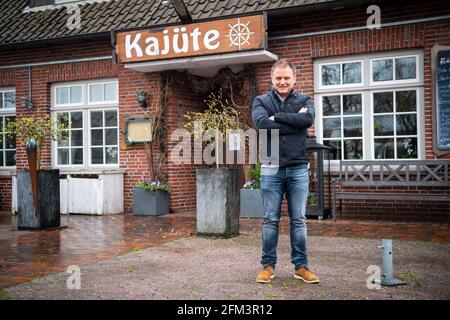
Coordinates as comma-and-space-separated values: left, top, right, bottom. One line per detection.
137, 90, 148, 109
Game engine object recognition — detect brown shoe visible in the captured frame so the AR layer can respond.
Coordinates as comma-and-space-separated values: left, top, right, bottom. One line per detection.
256, 265, 275, 283
294, 267, 320, 284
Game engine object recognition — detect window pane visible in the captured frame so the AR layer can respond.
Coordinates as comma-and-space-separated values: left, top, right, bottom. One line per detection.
105, 110, 117, 127
322, 64, 340, 85
0, 117, 2, 131
105, 128, 117, 145
104, 83, 117, 101
5, 132, 15, 149
322, 96, 340, 116
4, 91, 15, 109
323, 118, 341, 138
343, 117, 362, 137
373, 59, 393, 81
396, 90, 416, 112
90, 84, 103, 102
91, 148, 103, 164
343, 94, 362, 115
374, 138, 395, 159
396, 114, 417, 135
57, 149, 69, 165
397, 137, 417, 158
70, 86, 82, 104
71, 112, 83, 129
57, 133, 69, 147
56, 87, 69, 104
0, 134, 3, 149
105, 147, 118, 164
5, 151, 15, 166
91, 129, 103, 145
90, 111, 103, 127
71, 130, 83, 147
373, 92, 393, 113
57, 112, 70, 128
0, 93, 3, 109
323, 140, 341, 160
374, 115, 394, 136
395, 57, 416, 80
344, 139, 363, 159
0, 153, 3, 166
71, 148, 83, 165
343, 62, 361, 84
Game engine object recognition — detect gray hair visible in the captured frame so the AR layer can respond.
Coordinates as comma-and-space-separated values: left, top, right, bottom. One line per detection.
271, 58, 297, 76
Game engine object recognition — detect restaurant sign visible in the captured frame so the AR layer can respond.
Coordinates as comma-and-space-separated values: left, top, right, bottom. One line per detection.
114, 15, 266, 64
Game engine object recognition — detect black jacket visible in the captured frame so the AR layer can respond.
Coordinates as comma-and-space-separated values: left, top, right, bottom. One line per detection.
251, 89, 315, 167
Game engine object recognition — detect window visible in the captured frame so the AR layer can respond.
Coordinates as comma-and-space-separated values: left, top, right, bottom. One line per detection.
0, 89, 16, 168
51, 80, 119, 168
314, 51, 423, 162
322, 94, 364, 160
373, 90, 418, 159
320, 61, 362, 88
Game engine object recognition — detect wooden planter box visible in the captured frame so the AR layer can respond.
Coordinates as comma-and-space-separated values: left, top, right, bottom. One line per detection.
240, 189, 264, 218
133, 189, 169, 216
17, 169, 60, 230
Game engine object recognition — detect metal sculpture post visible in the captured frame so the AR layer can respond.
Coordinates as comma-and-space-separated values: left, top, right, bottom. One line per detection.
26, 139, 38, 215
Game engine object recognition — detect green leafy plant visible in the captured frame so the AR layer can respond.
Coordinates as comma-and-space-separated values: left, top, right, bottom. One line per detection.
243, 162, 261, 189
5, 112, 68, 170
135, 177, 170, 192
184, 90, 242, 168
308, 192, 317, 206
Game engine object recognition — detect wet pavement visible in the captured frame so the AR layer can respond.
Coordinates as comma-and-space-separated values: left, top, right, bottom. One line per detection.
0, 211, 449, 290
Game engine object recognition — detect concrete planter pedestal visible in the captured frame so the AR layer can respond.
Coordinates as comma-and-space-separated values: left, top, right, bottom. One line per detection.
240, 189, 264, 218
196, 168, 239, 237
133, 189, 169, 216
17, 169, 60, 230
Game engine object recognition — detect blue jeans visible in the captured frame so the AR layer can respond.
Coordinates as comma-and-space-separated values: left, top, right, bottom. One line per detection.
260, 164, 308, 270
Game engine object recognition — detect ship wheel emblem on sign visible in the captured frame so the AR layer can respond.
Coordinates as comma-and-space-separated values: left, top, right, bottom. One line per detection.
225, 18, 255, 50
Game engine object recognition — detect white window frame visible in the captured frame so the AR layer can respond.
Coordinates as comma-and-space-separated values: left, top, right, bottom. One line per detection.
54, 84, 84, 107
370, 87, 422, 160
320, 91, 366, 160
314, 50, 424, 170
87, 81, 119, 106
318, 59, 364, 90
51, 79, 119, 170
370, 54, 420, 86
87, 108, 119, 166
0, 88, 16, 170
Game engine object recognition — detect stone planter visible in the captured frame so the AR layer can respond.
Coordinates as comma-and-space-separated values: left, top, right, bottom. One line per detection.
17, 169, 60, 230
196, 168, 239, 237
133, 189, 169, 216
240, 189, 264, 218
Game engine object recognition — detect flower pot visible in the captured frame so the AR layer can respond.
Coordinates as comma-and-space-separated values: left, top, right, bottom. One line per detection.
17, 169, 60, 230
196, 168, 239, 237
133, 189, 169, 216
240, 189, 264, 218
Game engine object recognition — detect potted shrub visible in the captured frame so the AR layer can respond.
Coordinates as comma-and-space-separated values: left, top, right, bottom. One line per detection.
133, 177, 170, 216
240, 162, 264, 218
6, 112, 68, 230
184, 90, 242, 237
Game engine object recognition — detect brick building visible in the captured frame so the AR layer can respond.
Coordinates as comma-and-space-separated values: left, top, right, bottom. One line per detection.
0, 0, 449, 221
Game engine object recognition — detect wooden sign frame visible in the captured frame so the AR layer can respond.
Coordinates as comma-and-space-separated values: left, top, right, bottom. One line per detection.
431, 44, 450, 156
113, 15, 267, 64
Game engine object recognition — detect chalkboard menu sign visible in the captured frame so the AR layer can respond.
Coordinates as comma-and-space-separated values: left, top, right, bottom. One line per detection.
432, 45, 450, 155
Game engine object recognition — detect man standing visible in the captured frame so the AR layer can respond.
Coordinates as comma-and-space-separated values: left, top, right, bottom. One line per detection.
252, 58, 319, 284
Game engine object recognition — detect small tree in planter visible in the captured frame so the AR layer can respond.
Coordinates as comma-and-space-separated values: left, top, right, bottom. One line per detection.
240, 162, 264, 218
6, 112, 68, 229
184, 90, 242, 237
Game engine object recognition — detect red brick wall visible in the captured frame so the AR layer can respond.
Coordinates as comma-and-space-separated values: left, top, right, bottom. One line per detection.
1, 1, 449, 221
165, 76, 208, 213
0, 178, 12, 211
